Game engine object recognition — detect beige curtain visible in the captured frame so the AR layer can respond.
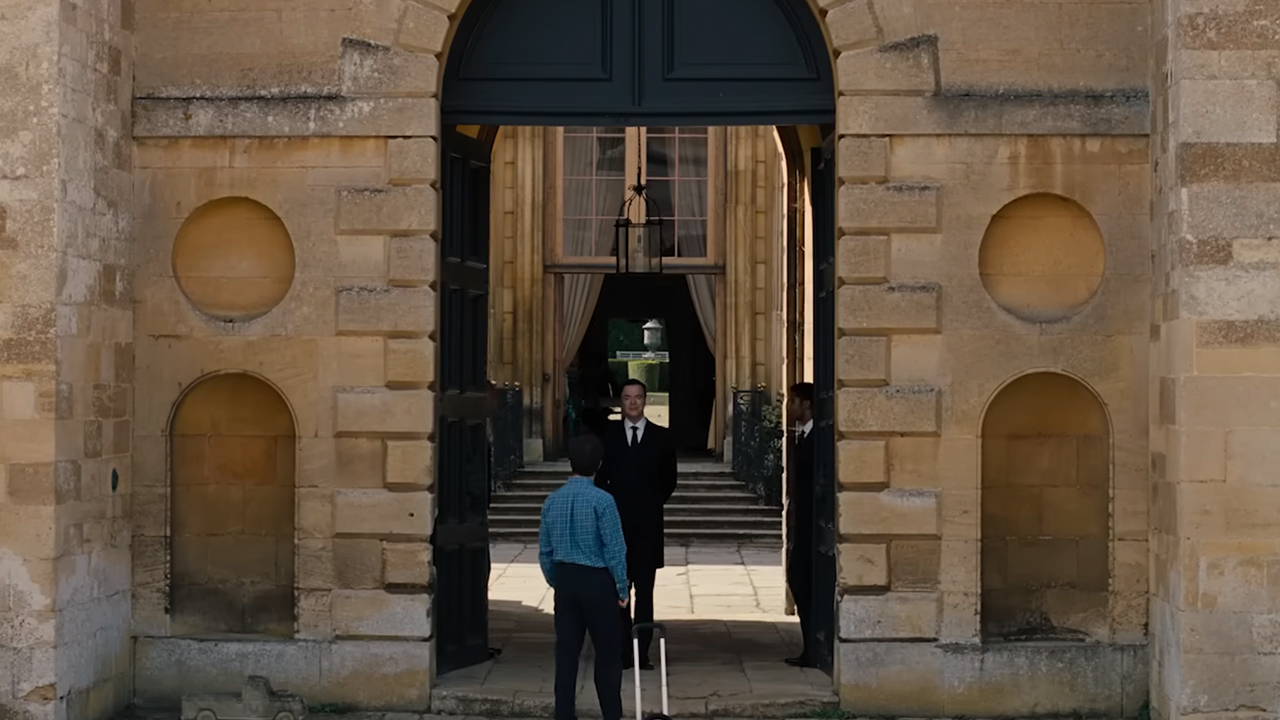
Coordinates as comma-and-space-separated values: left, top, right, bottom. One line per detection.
686, 275, 716, 353
686, 274, 718, 449
558, 129, 622, 363
561, 274, 604, 363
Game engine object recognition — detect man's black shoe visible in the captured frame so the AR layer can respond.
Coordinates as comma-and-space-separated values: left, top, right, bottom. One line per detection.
784, 655, 815, 668
640, 659, 654, 671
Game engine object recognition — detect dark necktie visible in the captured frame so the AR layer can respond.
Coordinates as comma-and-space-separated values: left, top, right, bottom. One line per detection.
630, 425, 639, 447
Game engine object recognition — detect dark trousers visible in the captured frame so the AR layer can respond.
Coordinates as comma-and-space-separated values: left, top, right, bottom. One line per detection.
554, 563, 623, 720
619, 565, 657, 663
788, 549, 813, 659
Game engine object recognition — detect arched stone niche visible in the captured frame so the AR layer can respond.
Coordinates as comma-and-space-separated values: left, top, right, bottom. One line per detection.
169, 372, 297, 637
172, 197, 297, 322
980, 371, 1111, 641
978, 193, 1106, 323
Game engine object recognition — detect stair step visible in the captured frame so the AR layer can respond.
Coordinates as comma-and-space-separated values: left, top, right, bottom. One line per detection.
506, 479, 749, 492
490, 527, 783, 543
489, 514, 779, 529
492, 490, 761, 503
486, 502, 778, 516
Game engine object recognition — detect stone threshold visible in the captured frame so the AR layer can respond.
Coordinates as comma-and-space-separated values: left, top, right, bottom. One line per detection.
427, 692, 836, 719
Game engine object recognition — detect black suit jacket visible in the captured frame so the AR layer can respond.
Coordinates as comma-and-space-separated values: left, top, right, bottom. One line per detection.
595, 419, 678, 573
788, 429, 815, 562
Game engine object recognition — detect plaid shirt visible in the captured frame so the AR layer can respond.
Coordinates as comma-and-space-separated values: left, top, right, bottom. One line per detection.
539, 476, 629, 600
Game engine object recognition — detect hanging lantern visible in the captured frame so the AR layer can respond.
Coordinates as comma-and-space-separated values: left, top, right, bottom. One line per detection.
614, 144, 665, 274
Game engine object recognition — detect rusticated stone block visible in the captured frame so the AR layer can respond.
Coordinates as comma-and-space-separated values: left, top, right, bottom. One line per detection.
398, 2, 450, 54
838, 336, 888, 383
839, 592, 939, 639
825, 0, 878, 51
331, 590, 430, 638
838, 439, 887, 486
838, 386, 940, 434
385, 439, 431, 487
334, 389, 434, 436
839, 543, 888, 587
840, 488, 940, 535
388, 138, 439, 185
838, 138, 888, 182
837, 37, 938, 95
385, 339, 434, 385
337, 186, 437, 235
387, 236, 435, 286
836, 235, 888, 282
333, 488, 433, 537
839, 183, 940, 233
336, 287, 434, 337
838, 284, 939, 333
383, 542, 431, 586
340, 39, 438, 97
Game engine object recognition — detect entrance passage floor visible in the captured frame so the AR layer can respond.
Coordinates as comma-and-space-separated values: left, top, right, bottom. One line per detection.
431, 543, 836, 718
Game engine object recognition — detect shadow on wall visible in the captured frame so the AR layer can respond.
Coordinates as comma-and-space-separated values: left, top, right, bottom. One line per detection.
980, 371, 1111, 642
169, 372, 297, 637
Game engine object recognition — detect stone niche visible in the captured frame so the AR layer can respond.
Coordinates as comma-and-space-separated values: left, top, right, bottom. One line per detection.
978, 193, 1106, 323
980, 371, 1110, 641
170, 372, 297, 636
171, 197, 297, 322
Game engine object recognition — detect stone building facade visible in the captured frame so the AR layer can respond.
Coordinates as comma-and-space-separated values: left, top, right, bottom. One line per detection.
0, 0, 1275, 719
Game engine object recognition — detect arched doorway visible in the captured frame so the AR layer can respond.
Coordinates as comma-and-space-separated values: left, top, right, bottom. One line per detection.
434, 0, 839, 684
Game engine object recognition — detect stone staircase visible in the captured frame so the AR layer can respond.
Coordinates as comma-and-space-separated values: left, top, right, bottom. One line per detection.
488, 461, 782, 543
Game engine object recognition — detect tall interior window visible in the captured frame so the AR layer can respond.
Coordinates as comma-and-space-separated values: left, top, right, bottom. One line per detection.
553, 127, 717, 268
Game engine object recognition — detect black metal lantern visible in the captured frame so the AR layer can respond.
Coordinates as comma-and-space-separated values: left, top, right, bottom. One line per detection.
614, 155, 665, 274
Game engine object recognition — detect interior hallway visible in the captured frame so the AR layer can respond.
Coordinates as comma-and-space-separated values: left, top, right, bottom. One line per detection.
431, 543, 836, 718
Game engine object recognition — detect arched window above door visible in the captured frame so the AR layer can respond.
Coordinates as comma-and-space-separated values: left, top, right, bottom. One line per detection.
549, 126, 722, 270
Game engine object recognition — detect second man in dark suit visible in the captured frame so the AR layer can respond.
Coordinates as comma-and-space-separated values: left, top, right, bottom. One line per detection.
785, 382, 816, 667
595, 379, 678, 670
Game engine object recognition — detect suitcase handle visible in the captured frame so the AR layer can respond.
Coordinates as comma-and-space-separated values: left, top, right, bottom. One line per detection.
631, 623, 669, 720
631, 621, 666, 640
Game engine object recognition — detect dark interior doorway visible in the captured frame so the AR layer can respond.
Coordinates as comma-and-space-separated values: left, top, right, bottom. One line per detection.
572, 274, 716, 457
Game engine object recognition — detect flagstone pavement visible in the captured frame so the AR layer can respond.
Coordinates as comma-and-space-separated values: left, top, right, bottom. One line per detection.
430, 542, 836, 718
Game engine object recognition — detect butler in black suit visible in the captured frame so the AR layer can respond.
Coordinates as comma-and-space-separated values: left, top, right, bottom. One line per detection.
594, 378, 678, 670
785, 382, 816, 668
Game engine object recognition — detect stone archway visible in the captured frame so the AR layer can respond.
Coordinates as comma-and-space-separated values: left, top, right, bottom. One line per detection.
432, 0, 850, 680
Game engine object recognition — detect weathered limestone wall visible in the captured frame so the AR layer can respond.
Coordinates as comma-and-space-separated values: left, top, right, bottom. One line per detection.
123, 0, 1159, 715
54, 0, 136, 717
130, 136, 435, 709
1, 0, 134, 718
0, 0, 63, 718
833, 134, 1150, 717
1149, 1, 1280, 718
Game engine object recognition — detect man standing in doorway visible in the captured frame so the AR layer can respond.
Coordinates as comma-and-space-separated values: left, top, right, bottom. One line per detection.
539, 433, 630, 720
784, 382, 816, 667
596, 379, 678, 670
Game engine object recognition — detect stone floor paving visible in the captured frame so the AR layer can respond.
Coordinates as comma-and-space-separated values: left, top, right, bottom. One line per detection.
431, 542, 836, 718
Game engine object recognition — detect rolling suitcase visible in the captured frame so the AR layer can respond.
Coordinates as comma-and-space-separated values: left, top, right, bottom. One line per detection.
631, 622, 671, 720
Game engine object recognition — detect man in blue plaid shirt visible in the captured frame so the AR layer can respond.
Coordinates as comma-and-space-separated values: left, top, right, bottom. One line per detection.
539, 433, 629, 720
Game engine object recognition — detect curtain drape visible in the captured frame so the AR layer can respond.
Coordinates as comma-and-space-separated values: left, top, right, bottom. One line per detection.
561, 274, 604, 363
686, 274, 718, 450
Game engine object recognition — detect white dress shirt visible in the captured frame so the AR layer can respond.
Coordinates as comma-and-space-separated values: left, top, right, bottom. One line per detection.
797, 418, 813, 440
624, 417, 648, 445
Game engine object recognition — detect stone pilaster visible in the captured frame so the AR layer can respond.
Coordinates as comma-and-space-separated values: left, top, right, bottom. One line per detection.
1150, 2, 1280, 718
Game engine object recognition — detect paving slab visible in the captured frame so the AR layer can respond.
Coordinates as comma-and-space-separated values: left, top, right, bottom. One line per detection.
436, 541, 835, 718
